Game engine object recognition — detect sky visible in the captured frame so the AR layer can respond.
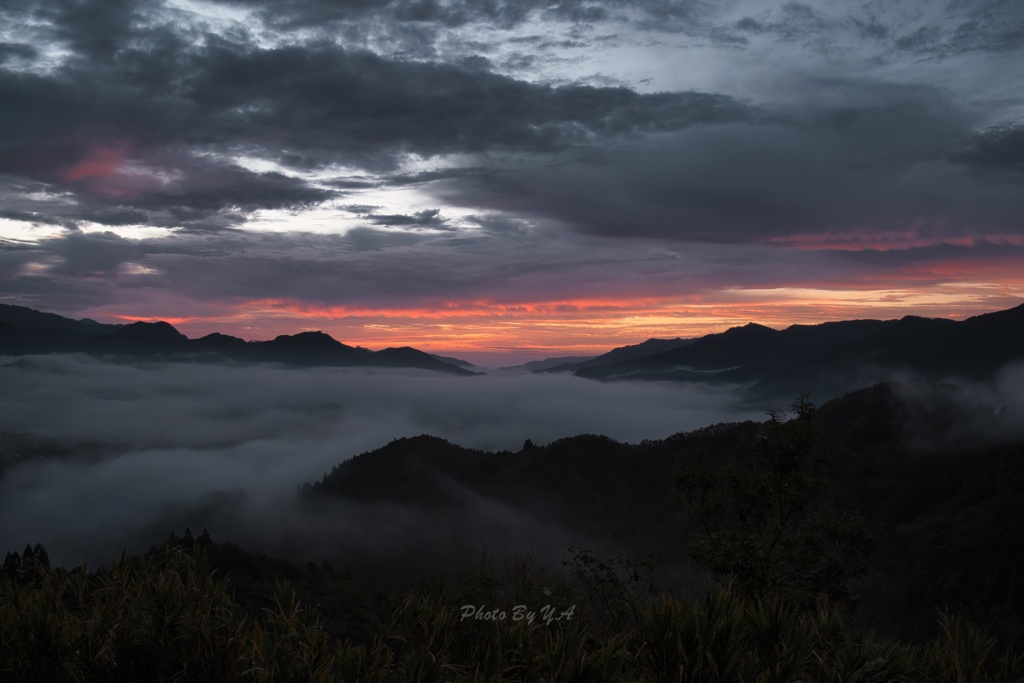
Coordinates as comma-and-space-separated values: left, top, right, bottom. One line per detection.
2, 0, 1023, 364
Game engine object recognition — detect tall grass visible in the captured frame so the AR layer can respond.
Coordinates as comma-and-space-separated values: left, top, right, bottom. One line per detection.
3, 546, 1023, 682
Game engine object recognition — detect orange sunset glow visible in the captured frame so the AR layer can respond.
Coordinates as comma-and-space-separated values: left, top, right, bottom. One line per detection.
2, 0, 1023, 367
99, 278, 1024, 364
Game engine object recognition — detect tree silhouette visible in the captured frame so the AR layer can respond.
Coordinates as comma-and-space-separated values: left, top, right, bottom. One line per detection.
674, 395, 877, 609
1, 543, 50, 586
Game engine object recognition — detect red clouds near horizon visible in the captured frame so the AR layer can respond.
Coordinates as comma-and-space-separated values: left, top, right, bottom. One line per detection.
96, 276, 1024, 366
3, 0, 1024, 365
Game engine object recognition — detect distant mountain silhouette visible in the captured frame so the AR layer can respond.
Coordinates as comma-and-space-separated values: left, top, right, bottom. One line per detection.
108, 321, 190, 342
429, 353, 477, 369
6, 302, 1022, 385
538, 337, 695, 373
577, 320, 889, 379
573, 305, 1024, 399
0, 304, 117, 335
374, 346, 481, 373
0, 304, 477, 375
502, 355, 596, 372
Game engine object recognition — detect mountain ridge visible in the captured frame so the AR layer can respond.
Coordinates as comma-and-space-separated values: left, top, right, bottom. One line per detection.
572, 304, 1024, 400
4, 302, 1023, 385
0, 304, 477, 375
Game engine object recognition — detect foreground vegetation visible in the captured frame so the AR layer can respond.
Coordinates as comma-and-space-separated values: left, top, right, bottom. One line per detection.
2, 543, 1023, 682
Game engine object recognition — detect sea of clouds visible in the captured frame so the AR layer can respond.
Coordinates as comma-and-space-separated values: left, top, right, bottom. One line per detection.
0, 354, 764, 568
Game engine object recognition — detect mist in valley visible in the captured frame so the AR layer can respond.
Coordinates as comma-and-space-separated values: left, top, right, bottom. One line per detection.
0, 353, 761, 574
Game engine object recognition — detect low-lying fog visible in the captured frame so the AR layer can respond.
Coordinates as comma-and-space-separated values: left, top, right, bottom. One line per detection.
0, 354, 763, 568
5, 353, 1023, 581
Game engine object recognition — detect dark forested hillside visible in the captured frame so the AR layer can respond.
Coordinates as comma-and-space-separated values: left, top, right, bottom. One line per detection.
298, 379, 1024, 642
300, 425, 763, 589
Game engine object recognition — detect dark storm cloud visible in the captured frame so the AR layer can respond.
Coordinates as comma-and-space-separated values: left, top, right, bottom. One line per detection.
12, 227, 563, 308
0, 221, 901, 314
19, 229, 476, 306
0, 0, 755, 231
954, 123, 1024, 174
339, 226, 430, 252
431, 83, 1024, 243
849, 15, 889, 41
158, 169, 331, 214
713, 1, 1024, 61
0, 240, 36, 276
182, 43, 754, 165
47, 231, 141, 277
890, 0, 1024, 56
24, 0, 156, 62
735, 2, 829, 43
0, 56, 333, 227
0, 43, 38, 64
10, 0, 1016, 245
466, 214, 531, 236
0, 209, 78, 229
827, 240, 1024, 270
0, 271, 120, 311
0, 231, 140, 284
77, 209, 151, 227
367, 208, 450, 229
216, 0, 702, 31
125, 230, 510, 303
2, 0, 1022, 316
325, 179, 376, 190
0, 0, 752, 161
383, 167, 491, 186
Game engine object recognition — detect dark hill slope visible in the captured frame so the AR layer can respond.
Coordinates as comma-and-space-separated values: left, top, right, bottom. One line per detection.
540, 337, 695, 373
577, 319, 892, 380
752, 304, 1024, 399
301, 380, 1024, 641
575, 305, 1024, 405
0, 303, 117, 335
300, 425, 760, 588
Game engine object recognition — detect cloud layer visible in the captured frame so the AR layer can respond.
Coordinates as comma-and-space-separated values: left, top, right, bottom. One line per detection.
3, 353, 1023, 581
0, 354, 760, 566
2, 0, 1023, 357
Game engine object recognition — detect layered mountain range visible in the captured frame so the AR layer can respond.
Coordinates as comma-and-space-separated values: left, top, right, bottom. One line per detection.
536, 303, 1024, 399
0, 304, 477, 375
3, 302, 1023, 392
